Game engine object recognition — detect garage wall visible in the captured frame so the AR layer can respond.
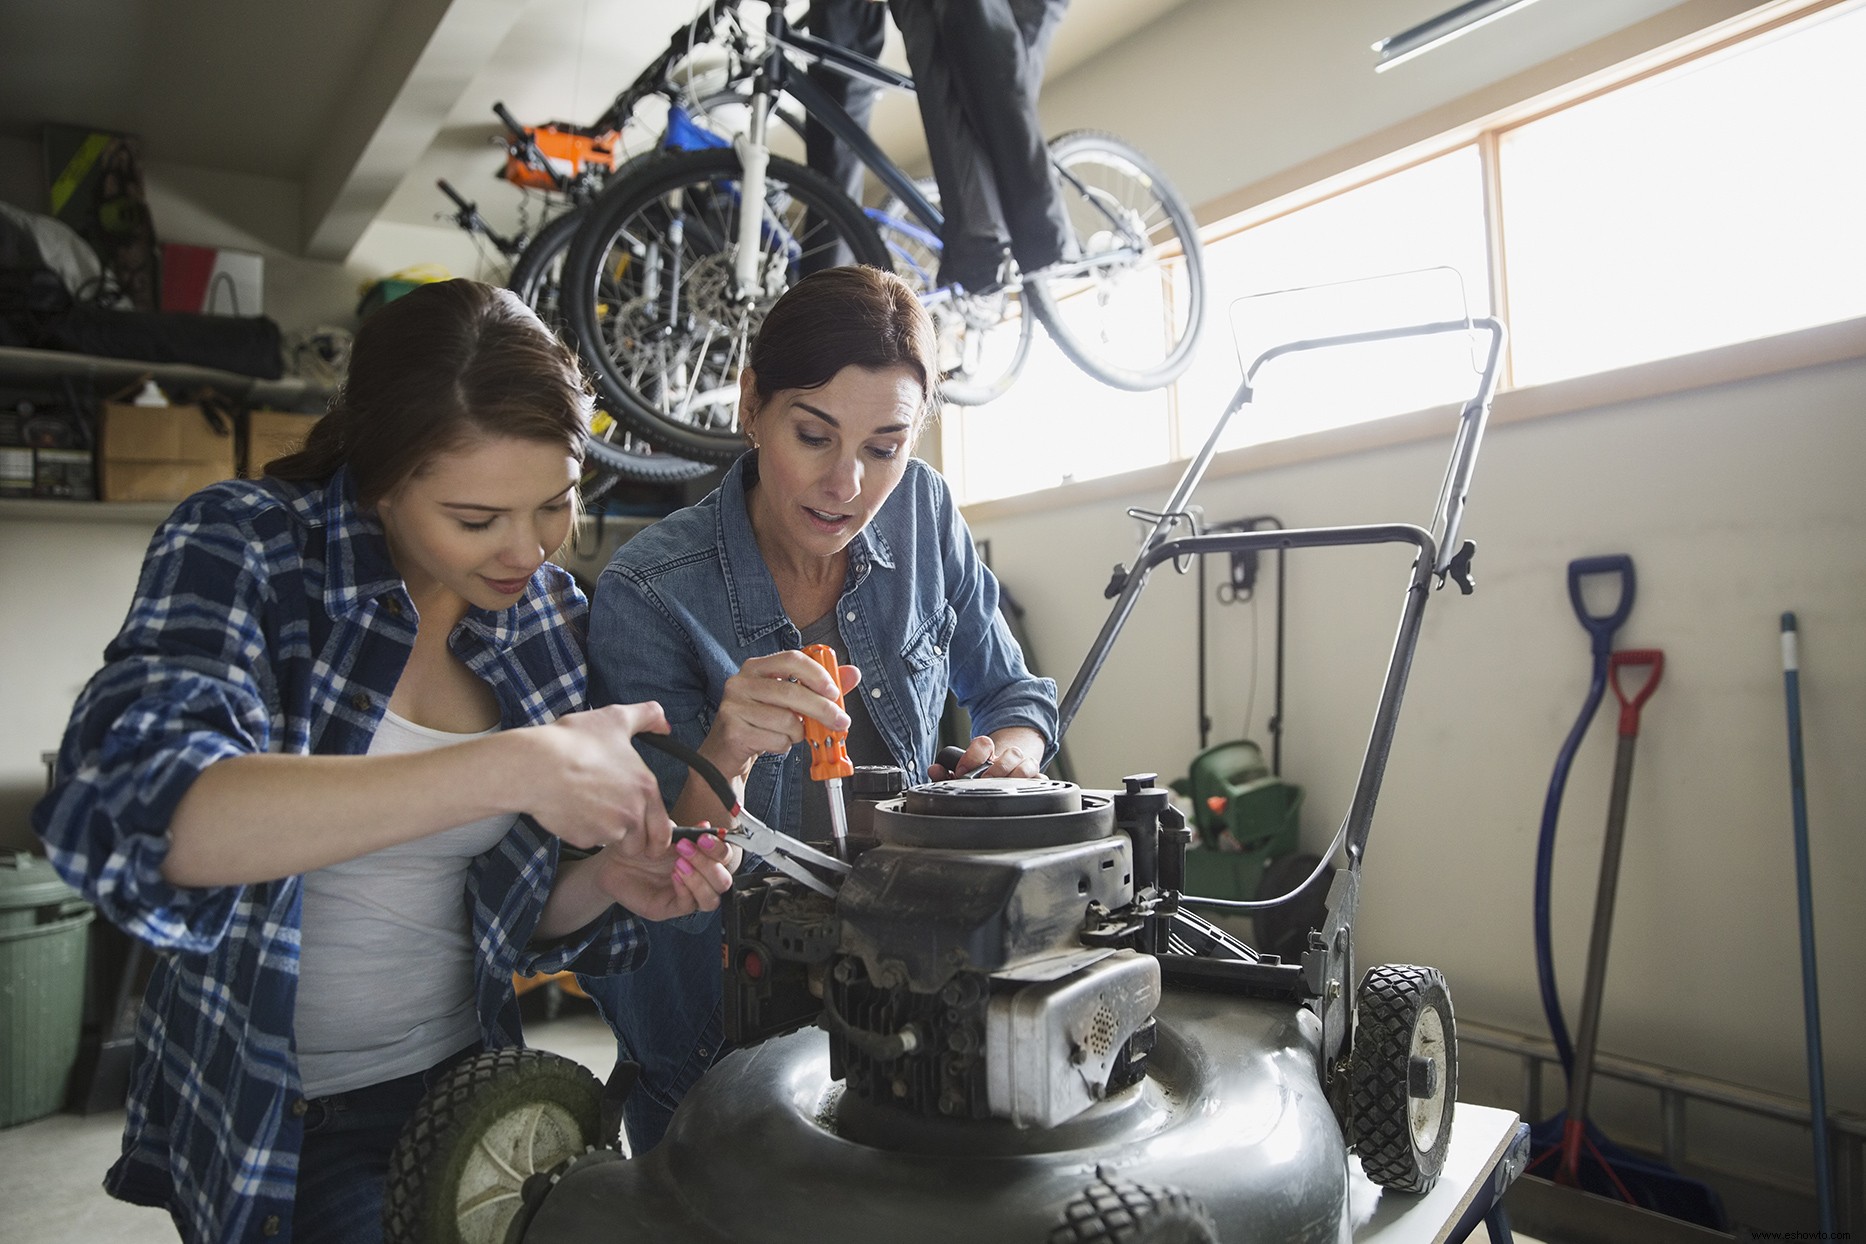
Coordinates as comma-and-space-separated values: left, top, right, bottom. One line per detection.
958, 0, 1862, 1181
967, 350, 1866, 1145
0, 513, 165, 852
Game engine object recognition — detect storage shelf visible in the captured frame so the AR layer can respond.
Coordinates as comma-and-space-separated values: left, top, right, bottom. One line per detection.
0, 497, 175, 523
0, 345, 334, 411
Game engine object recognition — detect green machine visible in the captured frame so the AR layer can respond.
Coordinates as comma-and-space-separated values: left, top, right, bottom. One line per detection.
1174, 739, 1332, 963
1173, 738, 1302, 900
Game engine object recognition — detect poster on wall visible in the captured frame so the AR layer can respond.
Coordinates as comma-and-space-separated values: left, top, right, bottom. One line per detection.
42, 123, 159, 311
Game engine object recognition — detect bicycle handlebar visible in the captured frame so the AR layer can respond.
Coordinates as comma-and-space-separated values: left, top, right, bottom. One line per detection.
436, 178, 473, 214
435, 178, 522, 258
492, 100, 568, 191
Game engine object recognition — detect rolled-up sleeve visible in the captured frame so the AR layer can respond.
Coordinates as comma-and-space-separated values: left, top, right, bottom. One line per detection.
32, 498, 275, 953
930, 471, 1059, 762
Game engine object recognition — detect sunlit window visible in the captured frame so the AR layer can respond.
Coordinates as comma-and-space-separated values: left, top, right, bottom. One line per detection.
942, 2, 1866, 505
1499, 3, 1866, 385
941, 328, 1170, 505
1177, 147, 1491, 454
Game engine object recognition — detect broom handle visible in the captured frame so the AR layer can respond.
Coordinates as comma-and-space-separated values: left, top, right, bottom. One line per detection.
1782, 613, 1836, 1235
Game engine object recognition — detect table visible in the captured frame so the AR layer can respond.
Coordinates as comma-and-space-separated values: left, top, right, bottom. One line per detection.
1357, 1103, 1531, 1244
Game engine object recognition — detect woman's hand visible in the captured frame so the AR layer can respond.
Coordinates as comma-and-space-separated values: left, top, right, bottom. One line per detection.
592, 830, 738, 920
930, 727, 1045, 781
523, 701, 676, 853
701, 650, 862, 781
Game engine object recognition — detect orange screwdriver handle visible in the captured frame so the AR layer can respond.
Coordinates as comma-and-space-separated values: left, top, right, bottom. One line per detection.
802, 644, 853, 781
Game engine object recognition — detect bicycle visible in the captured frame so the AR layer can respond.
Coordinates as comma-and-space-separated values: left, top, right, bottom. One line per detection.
434, 34, 763, 491
559, 0, 1208, 463
436, 6, 799, 490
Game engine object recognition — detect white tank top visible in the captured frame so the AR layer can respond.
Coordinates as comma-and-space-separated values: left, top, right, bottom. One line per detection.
294, 708, 518, 1097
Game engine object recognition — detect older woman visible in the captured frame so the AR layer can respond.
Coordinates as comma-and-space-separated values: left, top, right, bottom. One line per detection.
583, 265, 1057, 1149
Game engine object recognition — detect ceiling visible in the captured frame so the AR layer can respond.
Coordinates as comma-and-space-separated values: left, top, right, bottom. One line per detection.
0, 0, 1199, 262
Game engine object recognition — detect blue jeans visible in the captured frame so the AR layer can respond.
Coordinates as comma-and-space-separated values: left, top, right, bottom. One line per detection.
579, 912, 728, 1154
293, 1043, 480, 1244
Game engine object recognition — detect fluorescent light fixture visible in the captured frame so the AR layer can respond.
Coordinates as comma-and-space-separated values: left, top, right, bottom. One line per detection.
1373, 0, 1548, 72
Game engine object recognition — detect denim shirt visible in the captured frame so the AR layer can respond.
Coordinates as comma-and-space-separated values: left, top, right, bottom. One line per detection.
581, 451, 1056, 1147
587, 451, 1056, 833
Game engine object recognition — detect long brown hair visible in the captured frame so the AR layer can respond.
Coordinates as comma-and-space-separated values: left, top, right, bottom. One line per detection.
743, 266, 939, 433
267, 279, 591, 507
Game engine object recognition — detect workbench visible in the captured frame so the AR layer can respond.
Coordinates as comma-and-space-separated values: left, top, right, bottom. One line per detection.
1358, 1104, 1531, 1244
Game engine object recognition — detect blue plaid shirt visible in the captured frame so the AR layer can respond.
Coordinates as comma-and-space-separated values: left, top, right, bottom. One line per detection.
33, 469, 646, 1244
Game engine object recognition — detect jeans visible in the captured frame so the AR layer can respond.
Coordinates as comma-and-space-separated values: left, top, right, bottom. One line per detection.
580, 912, 728, 1154
292, 1043, 480, 1244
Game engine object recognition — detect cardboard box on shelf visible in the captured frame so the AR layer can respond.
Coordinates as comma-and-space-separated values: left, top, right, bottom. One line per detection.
97, 401, 237, 501
244, 410, 319, 477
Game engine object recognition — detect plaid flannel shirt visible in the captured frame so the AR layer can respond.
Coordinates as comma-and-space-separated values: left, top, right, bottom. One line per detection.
33, 469, 646, 1244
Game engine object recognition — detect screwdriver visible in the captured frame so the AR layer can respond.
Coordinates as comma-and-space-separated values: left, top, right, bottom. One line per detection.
802, 643, 853, 858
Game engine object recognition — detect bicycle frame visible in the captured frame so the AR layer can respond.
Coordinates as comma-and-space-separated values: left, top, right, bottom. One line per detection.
718, 5, 934, 298
616, 1, 1143, 306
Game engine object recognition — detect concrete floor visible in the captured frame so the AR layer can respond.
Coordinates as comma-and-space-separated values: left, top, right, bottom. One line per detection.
0, 1004, 618, 1244
0, 998, 1536, 1244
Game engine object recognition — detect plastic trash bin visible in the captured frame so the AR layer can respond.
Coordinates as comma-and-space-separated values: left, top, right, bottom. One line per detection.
0, 851, 93, 1128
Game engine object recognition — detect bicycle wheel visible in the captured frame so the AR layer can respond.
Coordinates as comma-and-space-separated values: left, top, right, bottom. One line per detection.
508, 205, 712, 490
562, 148, 891, 462
874, 179, 1034, 407
1023, 130, 1206, 392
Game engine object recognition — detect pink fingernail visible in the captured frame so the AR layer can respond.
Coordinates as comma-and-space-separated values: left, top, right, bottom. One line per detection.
675, 838, 696, 858
675, 858, 694, 876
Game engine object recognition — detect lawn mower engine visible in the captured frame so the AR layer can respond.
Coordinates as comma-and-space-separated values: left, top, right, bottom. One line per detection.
725, 771, 1188, 1136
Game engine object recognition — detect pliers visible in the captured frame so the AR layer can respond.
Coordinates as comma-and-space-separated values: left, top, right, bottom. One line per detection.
636, 732, 853, 898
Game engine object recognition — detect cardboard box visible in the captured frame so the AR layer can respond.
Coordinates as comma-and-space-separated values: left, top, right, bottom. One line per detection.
244, 410, 320, 478
97, 402, 237, 501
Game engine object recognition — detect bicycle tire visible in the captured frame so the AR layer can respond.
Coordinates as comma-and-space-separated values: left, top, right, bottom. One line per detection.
561, 147, 891, 463
1024, 130, 1206, 392
507, 204, 713, 488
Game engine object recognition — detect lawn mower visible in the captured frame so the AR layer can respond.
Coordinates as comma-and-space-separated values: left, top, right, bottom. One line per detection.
384, 297, 1513, 1244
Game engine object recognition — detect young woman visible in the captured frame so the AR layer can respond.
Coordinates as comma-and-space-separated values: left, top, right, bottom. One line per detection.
33, 279, 734, 1244
582, 265, 1058, 1150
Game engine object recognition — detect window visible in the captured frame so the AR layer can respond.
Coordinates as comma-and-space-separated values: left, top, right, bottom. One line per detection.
942, 1, 1866, 504
1499, 2, 1866, 385
1175, 147, 1492, 455
941, 340, 1169, 504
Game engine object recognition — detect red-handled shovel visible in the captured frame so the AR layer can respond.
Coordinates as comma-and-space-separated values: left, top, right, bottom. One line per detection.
1557, 648, 1663, 1191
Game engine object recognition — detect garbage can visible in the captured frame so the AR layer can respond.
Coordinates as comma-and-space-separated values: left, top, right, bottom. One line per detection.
0, 851, 94, 1128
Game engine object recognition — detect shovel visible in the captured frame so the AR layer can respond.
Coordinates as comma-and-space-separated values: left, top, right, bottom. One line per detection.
1557, 647, 1661, 1190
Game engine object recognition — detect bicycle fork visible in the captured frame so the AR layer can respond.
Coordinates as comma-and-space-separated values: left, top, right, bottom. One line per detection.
731, 88, 772, 301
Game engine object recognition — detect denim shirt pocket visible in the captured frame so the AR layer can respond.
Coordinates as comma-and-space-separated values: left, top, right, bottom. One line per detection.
899, 604, 958, 728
